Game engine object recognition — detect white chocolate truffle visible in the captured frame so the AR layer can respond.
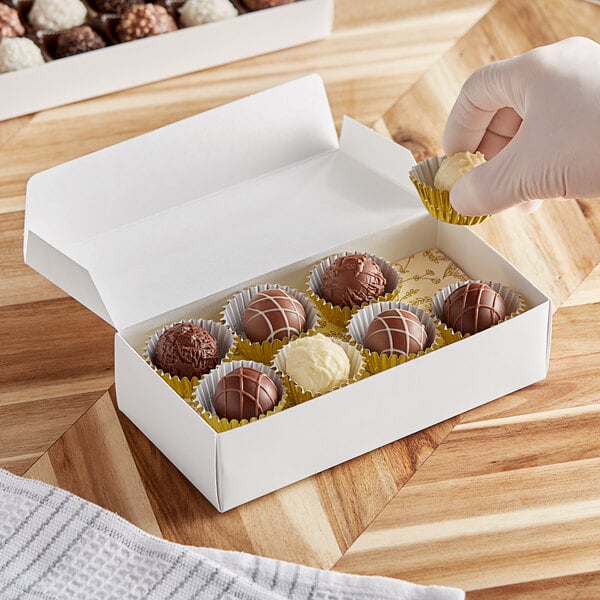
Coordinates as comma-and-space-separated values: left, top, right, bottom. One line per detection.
283, 334, 350, 395
28, 0, 87, 32
179, 0, 238, 26
434, 151, 486, 191
0, 38, 44, 73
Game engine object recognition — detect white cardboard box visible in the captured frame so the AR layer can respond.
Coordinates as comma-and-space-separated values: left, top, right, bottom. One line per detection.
24, 75, 551, 512
0, 0, 333, 122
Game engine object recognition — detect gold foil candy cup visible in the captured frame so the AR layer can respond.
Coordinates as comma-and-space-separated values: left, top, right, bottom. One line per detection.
272, 334, 366, 406
191, 360, 287, 433
347, 300, 442, 374
144, 318, 238, 399
409, 156, 491, 226
431, 280, 525, 339
307, 251, 402, 327
221, 283, 322, 364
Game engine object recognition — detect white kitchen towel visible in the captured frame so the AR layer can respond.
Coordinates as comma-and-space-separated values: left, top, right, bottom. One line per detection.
0, 469, 464, 599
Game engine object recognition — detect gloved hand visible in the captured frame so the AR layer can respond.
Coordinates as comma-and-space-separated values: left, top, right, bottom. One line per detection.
442, 36, 600, 216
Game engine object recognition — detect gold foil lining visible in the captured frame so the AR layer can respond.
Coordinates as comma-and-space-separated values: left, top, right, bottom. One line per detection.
409, 156, 491, 226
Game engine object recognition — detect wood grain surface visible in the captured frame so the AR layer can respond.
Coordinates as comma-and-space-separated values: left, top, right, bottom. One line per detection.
1, 0, 599, 597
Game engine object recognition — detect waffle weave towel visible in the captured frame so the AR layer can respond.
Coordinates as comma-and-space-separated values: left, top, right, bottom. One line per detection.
0, 469, 464, 600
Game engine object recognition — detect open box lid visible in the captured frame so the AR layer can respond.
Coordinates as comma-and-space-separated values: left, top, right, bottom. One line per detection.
24, 75, 424, 330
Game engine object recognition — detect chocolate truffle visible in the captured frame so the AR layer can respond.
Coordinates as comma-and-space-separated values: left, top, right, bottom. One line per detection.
94, 0, 144, 16
364, 309, 427, 357
283, 334, 350, 395
116, 4, 177, 43
0, 4, 25, 40
28, 0, 88, 32
243, 0, 296, 10
154, 322, 219, 379
179, 0, 238, 26
434, 152, 486, 192
55, 26, 106, 58
242, 289, 306, 343
442, 282, 506, 335
0, 38, 45, 73
320, 254, 386, 308
214, 366, 279, 420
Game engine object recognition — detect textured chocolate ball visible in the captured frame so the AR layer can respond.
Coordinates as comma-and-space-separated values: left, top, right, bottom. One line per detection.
443, 282, 506, 335
94, 0, 143, 15
243, 0, 295, 10
56, 26, 106, 58
154, 322, 219, 379
213, 367, 279, 420
28, 0, 88, 32
320, 254, 386, 308
242, 289, 306, 343
116, 4, 177, 43
0, 4, 25, 40
364, 309, 427, 357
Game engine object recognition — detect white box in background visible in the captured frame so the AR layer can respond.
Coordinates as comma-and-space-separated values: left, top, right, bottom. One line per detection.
24, 75, 551, 512
0, 0, 333, 121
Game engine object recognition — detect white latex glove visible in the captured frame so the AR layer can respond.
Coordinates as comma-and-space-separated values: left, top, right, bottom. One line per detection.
443, 37, 600, 216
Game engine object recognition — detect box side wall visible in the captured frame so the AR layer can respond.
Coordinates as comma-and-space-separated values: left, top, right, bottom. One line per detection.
217, 302, 550, 510
114, 334, 220, 509
0, 0, 334, 122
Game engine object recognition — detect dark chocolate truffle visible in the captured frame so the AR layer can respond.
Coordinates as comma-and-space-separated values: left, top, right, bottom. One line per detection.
116, 4, 177, 43
94, 0, 143, 15
154, 322, 219, 379
0, 4, 25, 40
442, 282, 506, 335
242, 289, 306, 343
364, 309, 427, 357
320, 254, 386, 308
55, 26, 106, 58
213, 366, 279, 420
243, 0, 296, 10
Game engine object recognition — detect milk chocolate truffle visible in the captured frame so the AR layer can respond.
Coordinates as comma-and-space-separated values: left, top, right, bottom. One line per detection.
94, 0, 144, 15
243, 0, 295, 10
179, 0, 238, 26
28, 0, 88, 32
56, 26, 106, 58
321, 254, 386, 308
364, 309, 427, 357
443, 282, 506, 335
242, 289, 306, 343
434, 151, 486, 192
284, 334, 350, 395
154, 322, 219, 379
214, 366, 279, 420
116, 4, 177, 43
0, 4, 25, 40
0, 38, 45, 73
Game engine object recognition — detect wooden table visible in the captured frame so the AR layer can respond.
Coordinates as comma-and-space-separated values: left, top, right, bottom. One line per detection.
2, 0, 600, 597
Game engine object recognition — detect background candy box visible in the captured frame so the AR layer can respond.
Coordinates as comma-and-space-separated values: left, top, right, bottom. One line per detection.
24, 75, 551, 512
0, 0, 333, 121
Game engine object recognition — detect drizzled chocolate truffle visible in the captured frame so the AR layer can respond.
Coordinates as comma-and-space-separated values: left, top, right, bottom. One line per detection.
116, 4, 177, 43
214, 366, 279, 420
443, 282, 506, 335
154, 322, 219, 379
0, 4, 25, 40
321, 254, 386, 308
364, 309, 427, 357
56, 26, 106, 58
242, 289, 306, 343
94, 0, 144, 15
243, 0, 296, 10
